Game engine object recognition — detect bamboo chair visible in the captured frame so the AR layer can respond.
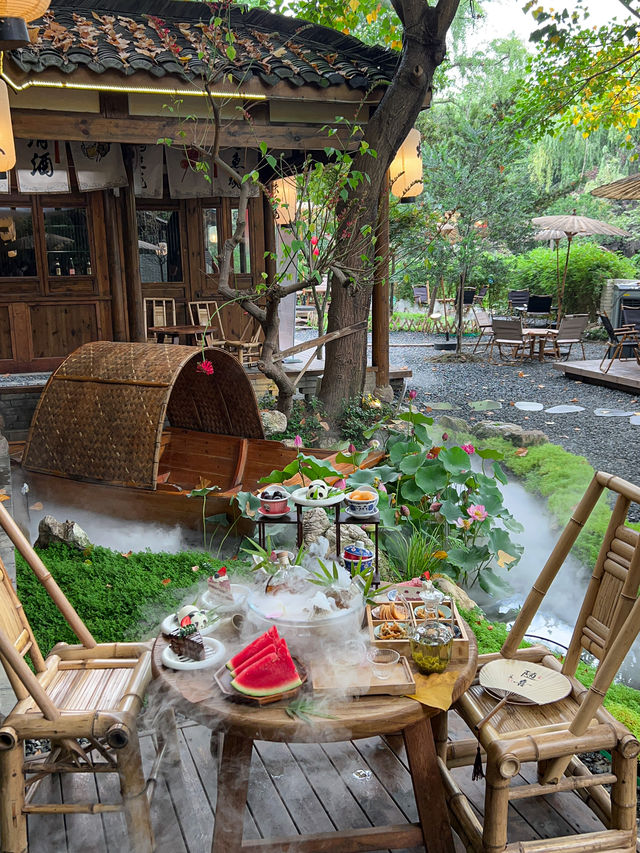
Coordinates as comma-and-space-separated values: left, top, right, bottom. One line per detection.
441, 471, 640, 853
144, 297, 177, 343
487, 317, 525, 362
224, 315, 263, 367
0, 502, 177, 853
188, 300, 226, 347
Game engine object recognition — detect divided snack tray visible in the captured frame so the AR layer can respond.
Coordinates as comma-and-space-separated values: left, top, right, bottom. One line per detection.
366, 597, 469, 660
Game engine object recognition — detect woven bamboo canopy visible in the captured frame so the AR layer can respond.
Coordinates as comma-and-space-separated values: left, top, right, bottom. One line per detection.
23, 342, 264, 490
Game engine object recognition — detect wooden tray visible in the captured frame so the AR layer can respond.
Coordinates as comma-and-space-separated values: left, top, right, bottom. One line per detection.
214, 659, 307, 706
366, 596, 470, 661
311, 655, 415, 696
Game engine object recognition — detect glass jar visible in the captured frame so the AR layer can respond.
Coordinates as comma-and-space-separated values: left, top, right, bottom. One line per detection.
409, 621, 454, 674
419, 578, 444, 620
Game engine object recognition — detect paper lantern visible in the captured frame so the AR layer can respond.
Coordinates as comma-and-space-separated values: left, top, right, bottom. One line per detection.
0, 0, 50, 48
389, 128, 423, 200
273, 177, 297, 226
0, 81, 16, 172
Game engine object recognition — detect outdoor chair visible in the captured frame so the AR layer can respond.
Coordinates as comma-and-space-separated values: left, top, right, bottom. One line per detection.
144, 297, 177, 343
620, 304, 640, 332
598, 312, 640, 374
524, 293, 553, 326
545, 313, 588, 360
488, 317, 525, 362
413, 285, 429, 306
472, 307, 493, 353
0, 502, 177, 853
507, 289, 529, 314
441, 471, 640, 853
188, 300, 226, 347
473, 286, 488, 305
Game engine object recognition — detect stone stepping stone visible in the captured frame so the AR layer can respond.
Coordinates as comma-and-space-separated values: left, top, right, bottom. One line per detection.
514, 401, 544, 412
545, 405, 585, 414
425, 402, 457, 410
594, 408, 635, 417
630, 416, 640, 426
468, 400, 502, 411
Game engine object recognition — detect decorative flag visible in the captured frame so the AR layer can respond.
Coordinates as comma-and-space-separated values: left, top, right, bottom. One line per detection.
70, 141, 127, 191
16, 139, 69, 193
133, 144, 163, 198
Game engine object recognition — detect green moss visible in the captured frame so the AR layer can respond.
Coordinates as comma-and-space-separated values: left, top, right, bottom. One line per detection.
17, 543, 251, 655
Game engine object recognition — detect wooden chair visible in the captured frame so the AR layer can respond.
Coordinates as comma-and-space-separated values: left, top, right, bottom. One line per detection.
545, 313, 588, 360
0, 502, 177, 853
597, 312, 640, 374
413, 285, 429, 306
524, 293, 553, 326
441, 471, 640, 853
488, 317, 525, 362
144, 297, 177, 343
224, 315, 263, 367
472, 307, 493, 353
188, 300, 226, 347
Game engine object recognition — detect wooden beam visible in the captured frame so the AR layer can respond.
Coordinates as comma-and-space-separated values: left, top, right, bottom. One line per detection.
274, 321, 366, 362
103, 190, 129, 341
372, 172, 390, 387
10, 110, 358, 150
120, 146, 145, 342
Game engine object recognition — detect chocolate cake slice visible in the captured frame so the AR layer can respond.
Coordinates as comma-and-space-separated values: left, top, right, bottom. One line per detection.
162, 624, 205, 661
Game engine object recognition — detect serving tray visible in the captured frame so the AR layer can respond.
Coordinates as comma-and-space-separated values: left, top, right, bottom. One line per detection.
214, 659, 308, 706
367, 596, 470, 661
311, 655, 415, 696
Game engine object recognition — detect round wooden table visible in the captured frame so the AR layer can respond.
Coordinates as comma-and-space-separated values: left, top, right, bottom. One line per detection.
152, 626, 477, 853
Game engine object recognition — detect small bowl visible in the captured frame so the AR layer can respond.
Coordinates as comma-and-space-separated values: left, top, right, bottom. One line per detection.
344, 489, 379, 518
259, 488, 289, 515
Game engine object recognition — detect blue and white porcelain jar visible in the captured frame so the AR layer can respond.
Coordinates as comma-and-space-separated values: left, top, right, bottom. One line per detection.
343, 540, 374, 574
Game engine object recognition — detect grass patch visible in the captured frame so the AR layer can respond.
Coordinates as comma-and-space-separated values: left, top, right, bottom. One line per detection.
17, 544, 251, 655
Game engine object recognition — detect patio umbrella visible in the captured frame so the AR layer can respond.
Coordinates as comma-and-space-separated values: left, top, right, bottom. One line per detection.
592, 173, 640, 200
533, 229, 566, 298
531, 212, 630, 317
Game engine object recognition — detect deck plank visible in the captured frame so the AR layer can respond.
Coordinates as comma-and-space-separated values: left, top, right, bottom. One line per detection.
59, 766, 107, 853
554, 358, 640, 392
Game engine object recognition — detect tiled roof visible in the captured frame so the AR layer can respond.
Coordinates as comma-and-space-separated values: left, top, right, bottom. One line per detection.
9, 0, 398, 91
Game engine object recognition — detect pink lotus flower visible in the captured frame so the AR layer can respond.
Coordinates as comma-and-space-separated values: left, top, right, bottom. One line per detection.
378, 482, 387, 493
294, 435, 303, 448
313, 248, 320, 256
400, 504, 410, 517
334, 478, 346, 490
467, 504, 488, 522
196, 360, 214, 375
442, 432, 449, 441
348, 443, 356, 454
461, 443, 475, 455
430, 501, 442, 513
455, 517, 473, 530
408, 389, 417, 400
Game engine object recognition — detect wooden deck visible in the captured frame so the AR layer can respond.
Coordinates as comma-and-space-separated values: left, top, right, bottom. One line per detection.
554, 358, 640, 392
25, 714, 607, 853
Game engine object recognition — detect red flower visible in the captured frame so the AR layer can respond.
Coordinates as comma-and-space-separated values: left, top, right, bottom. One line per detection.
197, 360, 214, 375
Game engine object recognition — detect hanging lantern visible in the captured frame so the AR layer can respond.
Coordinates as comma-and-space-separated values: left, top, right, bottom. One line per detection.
272, 177, 297, 226
0, 81, 16, 172
0, 0, 50, 49
389, 128, 423, 200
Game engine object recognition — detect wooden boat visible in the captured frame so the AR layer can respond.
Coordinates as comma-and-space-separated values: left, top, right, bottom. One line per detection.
20, 342, 381, 529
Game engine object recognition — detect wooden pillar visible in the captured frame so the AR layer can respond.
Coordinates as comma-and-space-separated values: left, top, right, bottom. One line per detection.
104, 190, 129, 341
120, 145, 145, 342
372, 172, 390, 388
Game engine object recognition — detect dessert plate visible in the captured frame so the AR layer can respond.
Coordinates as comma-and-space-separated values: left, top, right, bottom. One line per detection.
200, 583, 250, 612
290, 487, 344, 508
161, 637, 226, 671
160, 613, 218, 637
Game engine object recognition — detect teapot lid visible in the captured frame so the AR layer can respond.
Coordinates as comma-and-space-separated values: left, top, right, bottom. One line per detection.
344, 540, 373, 559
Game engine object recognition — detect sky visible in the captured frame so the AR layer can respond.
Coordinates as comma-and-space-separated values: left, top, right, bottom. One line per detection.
467, 0, 622, 48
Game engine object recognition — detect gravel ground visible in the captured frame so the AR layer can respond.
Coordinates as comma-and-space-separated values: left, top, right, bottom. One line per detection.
381, 332, 640, 486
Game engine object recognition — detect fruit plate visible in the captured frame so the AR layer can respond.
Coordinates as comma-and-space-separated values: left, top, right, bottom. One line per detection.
199, 584, 251, 612
289, 487, 345, 508
161, 637, 226, 671
214, 659, 308, 706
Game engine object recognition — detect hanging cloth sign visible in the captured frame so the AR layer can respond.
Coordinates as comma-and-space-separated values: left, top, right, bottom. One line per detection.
70, 142, 127, 191
166, 146, 214, 199
211, 148, 259, 197
16, 139, 69, 193
0, 171, 9, 193
133, 144, 163, 199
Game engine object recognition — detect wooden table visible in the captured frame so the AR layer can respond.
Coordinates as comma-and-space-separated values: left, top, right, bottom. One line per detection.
523, 327, 552, 361
152, 624, 477, 853
148, 324, 208, 344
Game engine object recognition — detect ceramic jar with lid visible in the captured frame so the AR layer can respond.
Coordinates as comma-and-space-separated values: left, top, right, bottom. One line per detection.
343, 540, 374, 574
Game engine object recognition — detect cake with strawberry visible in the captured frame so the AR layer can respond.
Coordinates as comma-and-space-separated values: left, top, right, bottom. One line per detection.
207, 566, 233, 602
162, 615, 205, 661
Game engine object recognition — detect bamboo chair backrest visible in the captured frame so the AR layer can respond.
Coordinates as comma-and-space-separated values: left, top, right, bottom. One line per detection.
491, 317, 522, 342
556, 313, 588, 343
144, 298, 176, 338
188, 301, 225, 338
0, 558, 46, 683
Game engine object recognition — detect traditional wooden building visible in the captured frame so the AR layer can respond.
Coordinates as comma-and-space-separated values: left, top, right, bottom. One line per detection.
0, 0, 397, 373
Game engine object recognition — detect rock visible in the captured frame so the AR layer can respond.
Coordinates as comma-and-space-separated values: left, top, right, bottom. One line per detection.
473, 421, 548, 447
436, 415, 470, 434
373, 385, 394, 404
434, 576, 478, 611
302, 508, 331, 546
324, 524, 375, 555
260, 409, 287, 437
35, 516, 92, 552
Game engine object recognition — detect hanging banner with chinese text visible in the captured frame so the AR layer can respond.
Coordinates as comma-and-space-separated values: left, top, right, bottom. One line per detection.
211, 148, 259, 197
133, 144, 163, 198
16, 139, 69, 193
166, 146, 260, 199
70, 142, 127, 190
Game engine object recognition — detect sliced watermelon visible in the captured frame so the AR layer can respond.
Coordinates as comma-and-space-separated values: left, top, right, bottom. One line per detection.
230, 642, 278, 677
225, 626, 279, 672
231, 644, 301, 697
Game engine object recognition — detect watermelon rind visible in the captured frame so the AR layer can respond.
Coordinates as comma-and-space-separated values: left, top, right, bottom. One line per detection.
226, 626, 279, 671
230, 649, 302, 697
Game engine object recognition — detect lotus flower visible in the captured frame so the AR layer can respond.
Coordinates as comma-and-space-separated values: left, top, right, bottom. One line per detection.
455, 517, 473, 530
400, 504, 410, 517
408, 389, 417, 400
467, 504, 488, 521
294, 435, 303, 448
348, 443, 356, 454
334, 478, 346, 491
461, 443, 475, 455
442, 432, 449, 441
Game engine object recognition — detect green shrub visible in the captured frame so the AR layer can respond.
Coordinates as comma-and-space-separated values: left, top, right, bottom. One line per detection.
336, 398, 393, 446
258, 394, 327, 446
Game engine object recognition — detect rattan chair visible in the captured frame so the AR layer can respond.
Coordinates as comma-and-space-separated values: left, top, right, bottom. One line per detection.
441, 471, 640, 853
0, 502, 177, 853
545, 313, 588, 360
488, 317, 525, 362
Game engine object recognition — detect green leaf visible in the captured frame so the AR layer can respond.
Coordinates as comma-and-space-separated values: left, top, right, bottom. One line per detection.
488, 528, 523, 565
397, 411, 434, 426
439, 499, 463, 524
259, 141, 268, 155
398, 451, 426, 475
493, 461, 508, 485
266, 155, 277, 168
226, 44, 237, 61
478, 567, 513, 595
439, 447, 471, 476
346, 469, 376, 487
414, 461, 448, 494
401, 479, 424, 503
368, 465, 400, 484
476, 448, 504, 461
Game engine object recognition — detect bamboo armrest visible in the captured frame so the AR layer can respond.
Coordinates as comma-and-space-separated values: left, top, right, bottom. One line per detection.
476, 645, 551, 667
51, 641, 152, 660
